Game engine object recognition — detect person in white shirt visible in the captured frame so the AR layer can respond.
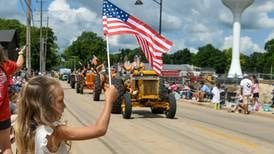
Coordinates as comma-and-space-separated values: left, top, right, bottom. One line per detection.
240, 74, 253, 114
211, 83, 221, 110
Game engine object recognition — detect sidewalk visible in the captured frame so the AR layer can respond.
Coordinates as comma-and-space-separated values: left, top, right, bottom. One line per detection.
179, 98, 274, 119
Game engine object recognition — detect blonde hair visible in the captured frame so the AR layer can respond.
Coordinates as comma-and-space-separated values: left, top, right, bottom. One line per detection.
15, 76, 62, 153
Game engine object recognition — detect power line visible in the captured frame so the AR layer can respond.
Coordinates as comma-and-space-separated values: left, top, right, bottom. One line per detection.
24, 0, 35, 27
19, 0, 26, 14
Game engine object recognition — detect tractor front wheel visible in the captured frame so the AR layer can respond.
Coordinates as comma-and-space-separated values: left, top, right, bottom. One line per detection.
93, 75, 102, 101
122, 93, 132, 119
111, 78, 124, 114
165, 94, 177, 119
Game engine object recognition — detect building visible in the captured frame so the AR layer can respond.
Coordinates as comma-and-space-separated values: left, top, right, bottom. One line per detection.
0, 29, 19, 60
144, 63, 215, 84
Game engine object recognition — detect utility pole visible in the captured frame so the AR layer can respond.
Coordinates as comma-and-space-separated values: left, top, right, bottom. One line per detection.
39, 0, 43, 73
26, 0, 32, 75
135, 0, 163, 34
159, 0, 162, 35
271, 64, 273, 80
43, 16, 49, 72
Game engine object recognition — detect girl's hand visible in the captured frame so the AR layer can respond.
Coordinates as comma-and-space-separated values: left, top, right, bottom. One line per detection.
105, 85, 118, 103
17, 45, 26, 55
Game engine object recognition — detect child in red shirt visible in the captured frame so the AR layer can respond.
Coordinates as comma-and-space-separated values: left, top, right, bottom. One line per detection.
0, 44, 25, 154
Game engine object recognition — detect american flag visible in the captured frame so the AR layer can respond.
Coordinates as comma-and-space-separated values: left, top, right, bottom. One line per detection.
102, 0, 173, 75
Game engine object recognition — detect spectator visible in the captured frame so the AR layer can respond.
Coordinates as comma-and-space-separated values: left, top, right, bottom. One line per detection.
211, 83, 221, 110
0, 44, 25, 154
228, 91, 244, 113
180, 84, 193, 99
240, 74, 253, 114
169, 82, 178, 92
8, 86, 17, 114
251, 75, 260, 111
200, 81, 211, 101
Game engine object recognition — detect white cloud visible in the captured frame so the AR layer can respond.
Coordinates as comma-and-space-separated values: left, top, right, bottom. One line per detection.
0, 1, 24, 23
108, 35, 138, 50
1, 0, 273, 56
222, 35, 264, 55
48, 0, 100, 52
162, 14, 182, 31
265, 31, 274, 43
46, 0, 274, 54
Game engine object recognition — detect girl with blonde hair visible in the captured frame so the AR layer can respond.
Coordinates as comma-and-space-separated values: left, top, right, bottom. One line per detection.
15, 76, 118, 153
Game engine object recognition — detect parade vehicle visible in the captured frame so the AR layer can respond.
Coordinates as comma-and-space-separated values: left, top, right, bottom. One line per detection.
75, 69, 103, 101
112, 68, 177, 119
75, 63, 107, 101
59, 68, 71, 81
69, 70, 77, 89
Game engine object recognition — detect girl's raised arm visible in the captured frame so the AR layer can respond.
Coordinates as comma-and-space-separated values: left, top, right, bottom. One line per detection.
56, 85, 118, 140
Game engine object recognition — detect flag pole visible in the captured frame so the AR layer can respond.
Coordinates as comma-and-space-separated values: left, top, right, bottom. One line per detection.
106, 36, 112, 85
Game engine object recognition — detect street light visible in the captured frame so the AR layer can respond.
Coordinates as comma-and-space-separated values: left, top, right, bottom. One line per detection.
135, 0, 143, 5
135, 0, 163, 35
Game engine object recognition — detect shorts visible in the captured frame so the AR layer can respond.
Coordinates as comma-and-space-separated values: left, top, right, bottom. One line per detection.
243, 95, 251, 105
0, 118, 11, 130
253, 93, 259, 98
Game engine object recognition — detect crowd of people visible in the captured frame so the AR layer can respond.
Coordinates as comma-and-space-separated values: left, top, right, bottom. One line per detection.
167, 73, 268, 114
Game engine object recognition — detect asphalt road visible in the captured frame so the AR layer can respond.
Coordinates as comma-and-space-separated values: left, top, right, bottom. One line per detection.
61, 81, 274, 154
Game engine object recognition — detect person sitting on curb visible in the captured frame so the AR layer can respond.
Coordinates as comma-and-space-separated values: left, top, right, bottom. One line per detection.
197, 81, 211, 102
228, 91, 245, 113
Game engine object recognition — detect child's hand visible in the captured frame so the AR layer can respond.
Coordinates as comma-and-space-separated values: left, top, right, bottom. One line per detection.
105, 85, 118, 103
17, 45, 26, 55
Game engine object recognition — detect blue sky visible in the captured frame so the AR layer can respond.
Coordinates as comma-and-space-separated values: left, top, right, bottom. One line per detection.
1, 0, 274, 55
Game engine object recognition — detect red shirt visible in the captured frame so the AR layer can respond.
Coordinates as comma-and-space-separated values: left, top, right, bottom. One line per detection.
0, 60, 18, 121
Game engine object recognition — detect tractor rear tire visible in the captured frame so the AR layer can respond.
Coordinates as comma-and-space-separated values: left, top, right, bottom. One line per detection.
122, 93, 132, 119
70, 75, 75, 89
165, 94, 177, 119
80, 84, 84, 94
71, 82, 75, 89
111, 78, 124, 114
93, 75, 101, 101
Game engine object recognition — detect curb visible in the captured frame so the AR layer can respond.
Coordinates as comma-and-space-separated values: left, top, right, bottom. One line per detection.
179, 99, 274, 120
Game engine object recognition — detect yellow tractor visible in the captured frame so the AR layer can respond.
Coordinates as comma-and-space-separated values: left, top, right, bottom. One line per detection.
113, 69, 177, 119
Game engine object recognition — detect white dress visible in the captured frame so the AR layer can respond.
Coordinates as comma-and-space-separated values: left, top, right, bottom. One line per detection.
35, 122, 68, 154
211, 87, 220, 104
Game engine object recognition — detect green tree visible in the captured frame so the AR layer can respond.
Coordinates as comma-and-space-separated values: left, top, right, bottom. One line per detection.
264, 39, 274, 74
0, 18, 60, 70
247, 52, 263, 73
192, 44, 226, 73
172, 48, 192, 64
63, 32, 106, 66
163, 53, 172, 64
